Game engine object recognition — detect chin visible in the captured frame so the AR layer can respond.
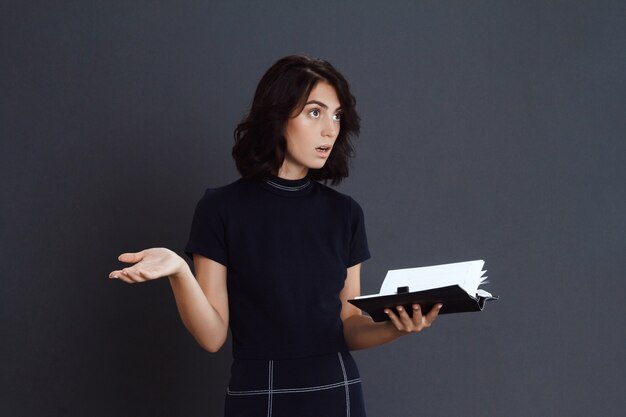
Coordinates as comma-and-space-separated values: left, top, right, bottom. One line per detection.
309, 161, 328, 170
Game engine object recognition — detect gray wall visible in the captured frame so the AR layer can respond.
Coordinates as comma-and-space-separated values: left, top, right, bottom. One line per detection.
2, 1, 625, 416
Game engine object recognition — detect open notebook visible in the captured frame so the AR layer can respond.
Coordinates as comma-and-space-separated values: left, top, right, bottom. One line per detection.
348, 260, 498, 322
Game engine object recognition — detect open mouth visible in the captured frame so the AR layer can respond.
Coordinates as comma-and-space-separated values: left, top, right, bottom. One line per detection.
316, 145, 331, 152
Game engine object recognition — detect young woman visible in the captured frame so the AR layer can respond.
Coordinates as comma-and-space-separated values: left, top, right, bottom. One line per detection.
109, 55, 442, 417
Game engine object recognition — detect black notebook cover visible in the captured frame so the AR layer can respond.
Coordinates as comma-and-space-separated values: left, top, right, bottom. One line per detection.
348, 285, 498, 322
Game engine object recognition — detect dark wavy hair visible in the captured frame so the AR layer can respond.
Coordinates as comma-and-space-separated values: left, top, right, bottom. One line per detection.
232, 55, 360, 185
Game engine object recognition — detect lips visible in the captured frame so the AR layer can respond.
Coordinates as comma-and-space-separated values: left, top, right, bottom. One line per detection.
315, 145, 332, 152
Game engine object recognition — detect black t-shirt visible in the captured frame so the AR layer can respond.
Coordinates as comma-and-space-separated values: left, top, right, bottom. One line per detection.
184, 175, 370, 359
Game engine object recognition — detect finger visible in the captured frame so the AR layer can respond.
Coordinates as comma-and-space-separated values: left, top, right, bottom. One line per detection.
411, 304, 424, 328
424, 303, 443, 325
115, 273, 135, 284
109, 267, 158, 281
384, 308, 404, 332
108, 270, 122, 279
122, 268, 147, 283
118, 250, 146, 264
395, 305, 414, 331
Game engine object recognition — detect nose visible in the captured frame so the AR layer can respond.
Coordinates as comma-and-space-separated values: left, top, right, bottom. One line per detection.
321, 115, 337, 138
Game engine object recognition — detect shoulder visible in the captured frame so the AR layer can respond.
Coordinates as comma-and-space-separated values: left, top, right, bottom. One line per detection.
192, 179, 255, 216
314, 181, 366, 215
198, 178, 249, 202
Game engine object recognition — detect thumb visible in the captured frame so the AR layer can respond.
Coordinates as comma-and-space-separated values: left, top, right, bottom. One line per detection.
118, 250, 146, 264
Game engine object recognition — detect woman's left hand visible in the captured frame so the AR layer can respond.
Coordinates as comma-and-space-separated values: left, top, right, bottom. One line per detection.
384, 303, 442, 334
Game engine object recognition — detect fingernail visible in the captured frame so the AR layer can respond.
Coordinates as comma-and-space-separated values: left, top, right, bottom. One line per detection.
413, 305, 420, 310
397, 306, 403, 311
384, 309, 390, 314
437, 304, 443, 309
109, 275, 119, 279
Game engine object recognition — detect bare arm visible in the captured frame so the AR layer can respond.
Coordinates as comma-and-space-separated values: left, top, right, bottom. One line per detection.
340, 263, 442, 350
168, 254, 229, 352
109, 248, 229, 352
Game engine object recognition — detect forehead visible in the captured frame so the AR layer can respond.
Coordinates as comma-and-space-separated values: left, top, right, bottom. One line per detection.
305, 81, 341, 107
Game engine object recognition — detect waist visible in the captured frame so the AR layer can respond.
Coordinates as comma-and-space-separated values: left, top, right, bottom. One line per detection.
227, 351, 361, 395
232, 336, 348, 360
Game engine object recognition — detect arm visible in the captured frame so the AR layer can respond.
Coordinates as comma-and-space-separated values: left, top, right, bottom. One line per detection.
169, 254, 229, 352
109, 248, 229, 353
340, 263, 442, 351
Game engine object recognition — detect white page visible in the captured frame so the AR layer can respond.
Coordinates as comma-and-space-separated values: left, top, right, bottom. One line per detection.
379, 260, 485, 296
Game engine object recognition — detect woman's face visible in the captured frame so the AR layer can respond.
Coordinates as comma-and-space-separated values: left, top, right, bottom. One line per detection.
278, 81, 342, 179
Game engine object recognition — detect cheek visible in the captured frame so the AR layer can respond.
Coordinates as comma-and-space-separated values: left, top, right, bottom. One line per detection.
286, 118, 312, 143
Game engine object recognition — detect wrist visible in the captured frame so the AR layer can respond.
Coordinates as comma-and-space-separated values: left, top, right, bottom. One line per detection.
384, 320, 405, 339
170, 258, 191, 280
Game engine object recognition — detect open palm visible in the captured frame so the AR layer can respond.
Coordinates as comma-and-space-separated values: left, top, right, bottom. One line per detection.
109, 247, 185, 284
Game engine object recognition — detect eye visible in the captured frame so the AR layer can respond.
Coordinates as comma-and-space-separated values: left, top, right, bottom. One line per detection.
332, 112, 342, 122
309, 108, 321, 118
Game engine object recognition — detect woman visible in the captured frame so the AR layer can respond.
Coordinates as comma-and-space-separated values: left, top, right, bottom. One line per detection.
109, 55, 442, 417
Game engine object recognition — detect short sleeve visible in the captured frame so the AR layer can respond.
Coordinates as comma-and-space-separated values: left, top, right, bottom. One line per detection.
347, 197, 371, 267
184, 189, 228, 266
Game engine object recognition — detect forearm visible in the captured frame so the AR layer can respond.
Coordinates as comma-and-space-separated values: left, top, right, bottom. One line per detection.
342, 314, 403, 350
168, 264, 228, 352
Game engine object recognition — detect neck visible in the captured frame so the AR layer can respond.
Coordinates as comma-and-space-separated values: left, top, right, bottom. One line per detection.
277, 164, 309, 180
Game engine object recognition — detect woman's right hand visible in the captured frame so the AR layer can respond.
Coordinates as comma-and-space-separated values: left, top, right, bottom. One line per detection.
108, 248, 187, 284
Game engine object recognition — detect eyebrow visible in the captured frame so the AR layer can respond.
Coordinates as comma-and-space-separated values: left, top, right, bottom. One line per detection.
304, 100, 342, 111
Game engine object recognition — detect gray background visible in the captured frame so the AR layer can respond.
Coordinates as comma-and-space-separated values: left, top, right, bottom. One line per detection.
2, 1, 625, 416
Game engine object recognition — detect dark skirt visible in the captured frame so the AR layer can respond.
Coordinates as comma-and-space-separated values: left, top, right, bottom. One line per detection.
224, 351, 367, 417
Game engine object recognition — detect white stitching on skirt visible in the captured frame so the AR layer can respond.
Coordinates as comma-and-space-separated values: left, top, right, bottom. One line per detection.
227, 378, 362, 396
338, 352, 350, 417
267, 360, 274, 417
